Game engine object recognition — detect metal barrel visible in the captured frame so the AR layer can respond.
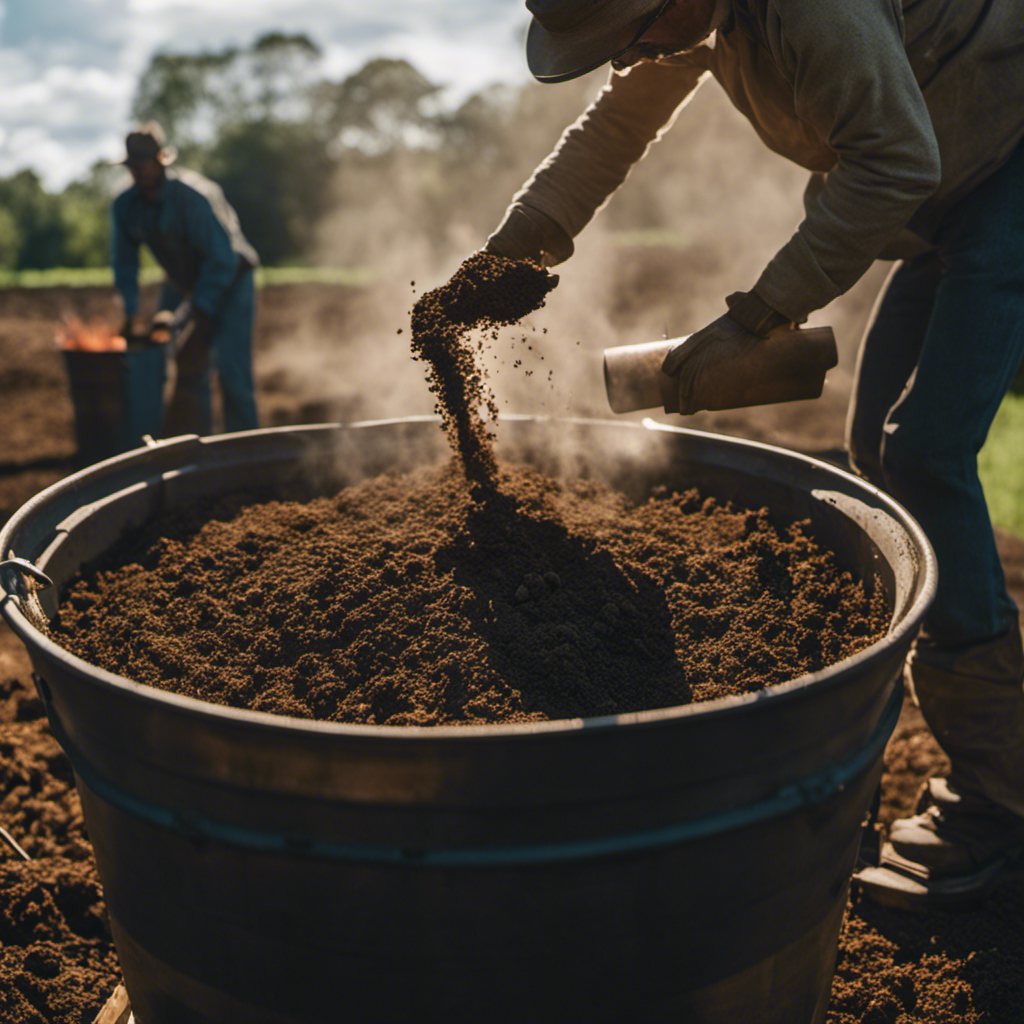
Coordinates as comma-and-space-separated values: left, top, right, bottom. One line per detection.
62, 346, 167, 464
0, 418, 936, 1024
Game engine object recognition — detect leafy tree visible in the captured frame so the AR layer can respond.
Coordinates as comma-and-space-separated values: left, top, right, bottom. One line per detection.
249, 32, 322, 120
0, 170, 65, 269
311, 58, 441, 151
0, 207, 18, 271
131, 32, 322, 147
59, 172, 118, 267
204, 120, 334, 265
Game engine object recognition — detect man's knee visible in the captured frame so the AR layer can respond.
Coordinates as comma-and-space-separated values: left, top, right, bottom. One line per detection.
879, 417, 964, 494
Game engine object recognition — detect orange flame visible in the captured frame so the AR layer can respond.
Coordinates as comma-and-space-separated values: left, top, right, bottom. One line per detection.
55, 315, 128, 353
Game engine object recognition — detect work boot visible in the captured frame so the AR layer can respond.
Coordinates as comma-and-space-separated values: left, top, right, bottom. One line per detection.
855, 776, 1024, 910
854, 620, 1024, 910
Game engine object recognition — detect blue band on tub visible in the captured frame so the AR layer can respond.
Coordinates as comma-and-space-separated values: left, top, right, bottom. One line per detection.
44, 683, 901, 867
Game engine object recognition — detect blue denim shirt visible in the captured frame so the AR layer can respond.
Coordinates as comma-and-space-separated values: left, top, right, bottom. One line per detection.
112, 167, 259, 317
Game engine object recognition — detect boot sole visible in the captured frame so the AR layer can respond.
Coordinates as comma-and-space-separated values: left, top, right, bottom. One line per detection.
853, 844, 1023, 912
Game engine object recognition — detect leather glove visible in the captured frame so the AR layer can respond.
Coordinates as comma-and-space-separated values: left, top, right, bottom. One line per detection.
661, 313, 765, 415
661, 292, 795, 415
150, 298, 194, 345
149, 310, 176, 345
660, 295, 840, 416
484, 206, 575, 268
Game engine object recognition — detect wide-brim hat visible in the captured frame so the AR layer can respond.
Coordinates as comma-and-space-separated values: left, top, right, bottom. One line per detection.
525, 0, 667, 83
122, 121, 177, 167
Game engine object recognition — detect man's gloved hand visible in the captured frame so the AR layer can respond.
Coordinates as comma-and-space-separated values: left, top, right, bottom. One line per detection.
153, 299, 194, 345
661, 313, 767, 415
149, 310, 177, 345
484, 205, 575, 268
660, 291, 799, 415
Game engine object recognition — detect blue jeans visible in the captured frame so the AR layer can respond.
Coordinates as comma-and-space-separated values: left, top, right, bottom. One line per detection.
160, 269, 258, 435
847, 141, 1024, 646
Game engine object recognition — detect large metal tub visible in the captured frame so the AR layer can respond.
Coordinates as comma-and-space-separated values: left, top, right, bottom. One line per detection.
0, 417, 936, 1024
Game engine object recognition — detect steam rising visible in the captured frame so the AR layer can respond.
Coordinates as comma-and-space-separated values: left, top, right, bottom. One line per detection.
262, 79, 888, 469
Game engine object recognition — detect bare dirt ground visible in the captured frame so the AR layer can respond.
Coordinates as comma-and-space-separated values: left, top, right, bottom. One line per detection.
2, 262, 1023, 1022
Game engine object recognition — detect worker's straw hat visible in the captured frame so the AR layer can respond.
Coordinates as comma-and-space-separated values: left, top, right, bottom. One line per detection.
122, 122, 177, 167
525, 0, 669, 82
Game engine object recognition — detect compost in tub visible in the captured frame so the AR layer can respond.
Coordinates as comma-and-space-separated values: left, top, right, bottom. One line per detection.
0, 416, 935, 1024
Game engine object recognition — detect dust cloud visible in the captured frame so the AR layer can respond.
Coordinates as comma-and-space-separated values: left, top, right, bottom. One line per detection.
260, 76, 891, 461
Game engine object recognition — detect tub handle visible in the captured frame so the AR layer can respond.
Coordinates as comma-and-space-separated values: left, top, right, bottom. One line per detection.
1, 554, 55, 636
0, 555, 54, 593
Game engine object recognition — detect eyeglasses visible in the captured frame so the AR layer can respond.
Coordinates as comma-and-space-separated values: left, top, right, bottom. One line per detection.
610, 0, 676, 71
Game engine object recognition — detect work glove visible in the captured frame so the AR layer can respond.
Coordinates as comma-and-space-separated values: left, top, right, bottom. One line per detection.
149, 310, 178, 345
484, 205, 575, 268
661, 291, 797, 415
150, 299, 194, 347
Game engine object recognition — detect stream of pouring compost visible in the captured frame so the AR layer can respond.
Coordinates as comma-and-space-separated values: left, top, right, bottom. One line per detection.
410, 253, 556, 489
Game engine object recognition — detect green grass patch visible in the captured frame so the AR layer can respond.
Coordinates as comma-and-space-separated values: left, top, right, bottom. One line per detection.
0, 265, 375, 289
979, 391, 1024, 537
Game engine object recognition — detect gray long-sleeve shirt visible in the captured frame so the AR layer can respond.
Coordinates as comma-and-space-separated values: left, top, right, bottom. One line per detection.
494, 0, 1024, 323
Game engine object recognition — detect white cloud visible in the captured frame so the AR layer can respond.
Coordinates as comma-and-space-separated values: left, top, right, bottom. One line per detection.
0, 0, 532, 190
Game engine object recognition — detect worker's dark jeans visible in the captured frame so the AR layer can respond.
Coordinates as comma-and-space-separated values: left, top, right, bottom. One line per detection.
847, 139, 1024, 648
161, 270, 258, 435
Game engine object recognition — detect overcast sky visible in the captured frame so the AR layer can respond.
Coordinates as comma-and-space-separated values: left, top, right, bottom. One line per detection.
0, 0, 532, 190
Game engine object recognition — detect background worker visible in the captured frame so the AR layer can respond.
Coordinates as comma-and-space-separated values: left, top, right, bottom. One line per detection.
485, 0, 1024, 908
113, 121, 260, 436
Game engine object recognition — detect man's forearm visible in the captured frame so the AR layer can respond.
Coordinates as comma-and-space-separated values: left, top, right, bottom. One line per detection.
507, 59, 707, 244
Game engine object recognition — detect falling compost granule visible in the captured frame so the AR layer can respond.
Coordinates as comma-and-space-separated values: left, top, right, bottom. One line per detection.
409, 253, 556, 487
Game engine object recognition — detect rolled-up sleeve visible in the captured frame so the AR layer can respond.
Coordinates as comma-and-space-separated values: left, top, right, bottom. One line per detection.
183, 189, 241, 316
753, 0, 941, 321
111, 195, 140, 316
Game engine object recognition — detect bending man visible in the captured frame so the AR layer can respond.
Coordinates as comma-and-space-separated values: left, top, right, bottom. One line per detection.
487, 0, 1024, 909
113, 121, 260, 436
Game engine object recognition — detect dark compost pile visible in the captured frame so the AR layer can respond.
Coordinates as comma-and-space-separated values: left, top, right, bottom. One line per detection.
0, 699, 120, 1024
55, 251, 887, 721
55, 460, 889, 724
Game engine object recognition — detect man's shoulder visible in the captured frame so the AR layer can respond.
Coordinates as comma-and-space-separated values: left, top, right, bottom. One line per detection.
167, 167, 225, 206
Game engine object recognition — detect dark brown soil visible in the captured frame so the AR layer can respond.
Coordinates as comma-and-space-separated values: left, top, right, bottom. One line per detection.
0, 688, 120, 1024
55, 460, 887, 725
2, 278, 1024, 1022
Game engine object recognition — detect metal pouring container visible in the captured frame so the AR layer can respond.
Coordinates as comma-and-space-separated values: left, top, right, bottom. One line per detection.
604, 326, 838, 415
0, 417, 935, 1024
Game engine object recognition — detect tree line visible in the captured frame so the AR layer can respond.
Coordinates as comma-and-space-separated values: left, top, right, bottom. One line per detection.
0, 32, 597, 272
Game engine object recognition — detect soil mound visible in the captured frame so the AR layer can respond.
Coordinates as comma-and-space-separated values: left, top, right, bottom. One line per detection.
56, 460, 888, 724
